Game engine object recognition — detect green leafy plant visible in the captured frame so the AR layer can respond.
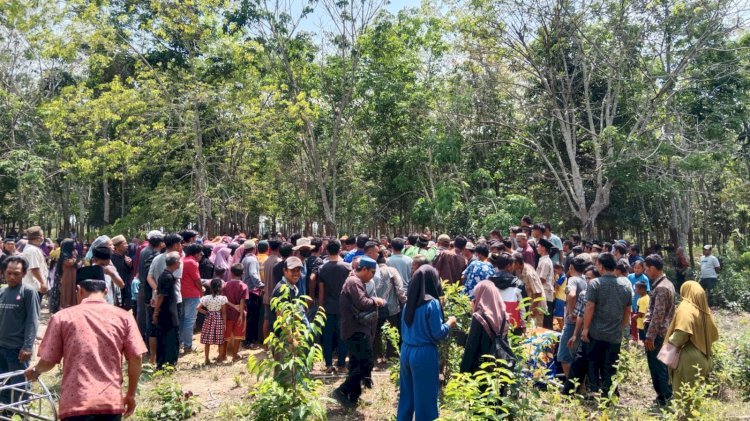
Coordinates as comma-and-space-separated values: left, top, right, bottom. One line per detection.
137, 368, 198, 421
736, 334, 750, 402
380, 321, 402, 387
442, 281, 472, 332
662, 371, 718, 421
246, 285, 327, 421
440, 281, 473, 381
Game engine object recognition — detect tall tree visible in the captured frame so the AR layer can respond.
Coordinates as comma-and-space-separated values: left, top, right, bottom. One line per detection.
460, 0, 742, 239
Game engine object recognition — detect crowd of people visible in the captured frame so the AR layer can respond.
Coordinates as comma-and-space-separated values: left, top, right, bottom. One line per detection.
0, 218, 723, 420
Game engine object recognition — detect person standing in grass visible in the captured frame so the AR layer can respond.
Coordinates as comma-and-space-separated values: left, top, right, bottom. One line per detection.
26, 265, 147, 420
634, 282, 649, 342
666, 281, 719, 397
0, 256, 39, 406
581, 252, 632, 398
152, 252, 182, 369
333, 257, 385, 408
459, 280, 504, 375
318, 239, 352, 373
397, 265, 456, 421
643, 254, 675, 407
198, 278, 227, 364
223, 264, 248, 362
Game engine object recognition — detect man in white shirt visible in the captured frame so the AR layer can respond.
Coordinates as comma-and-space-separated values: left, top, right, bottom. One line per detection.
21, 226, 48, 295
699, 245, 720, 306
536, 238, 555, 329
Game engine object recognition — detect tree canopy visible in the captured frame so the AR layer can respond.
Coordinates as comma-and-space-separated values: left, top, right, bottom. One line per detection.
1, 0, 749, 247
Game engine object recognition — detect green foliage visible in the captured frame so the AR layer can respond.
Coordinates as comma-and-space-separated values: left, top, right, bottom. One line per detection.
662, 372, 718, 421
246, 285, 327, 421
713, 267, 750, 312
380, 321, 402, 387
0, 0, 749, 249
441, 281, 472, 332
440, 281, 473, 381
440, 360, 517, 420
137, 368, 198, 420
739, 336, 750, 402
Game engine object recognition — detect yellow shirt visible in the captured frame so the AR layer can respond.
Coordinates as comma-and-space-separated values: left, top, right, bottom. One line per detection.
637, 295, 650, 330
257, 253, 269, 282
554, 276, 567, 301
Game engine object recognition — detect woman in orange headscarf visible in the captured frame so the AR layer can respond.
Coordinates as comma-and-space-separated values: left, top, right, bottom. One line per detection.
665, 281, 719, 396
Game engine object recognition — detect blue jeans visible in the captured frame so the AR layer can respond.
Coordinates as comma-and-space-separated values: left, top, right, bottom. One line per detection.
0, 346, 29, 405
557, 322, 577, 364
180, 297, 200, 349
322, 313, 347, 368
646, 335, 672, 404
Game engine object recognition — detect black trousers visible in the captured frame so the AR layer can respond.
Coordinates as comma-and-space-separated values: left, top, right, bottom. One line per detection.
339, 332, 374, 402
563, 338, 588, 395
156, 325, 179, 369
646, 335, 672, 404
245, 293, 263, 344
585, 337, 621, 396
543, 301, 554, 329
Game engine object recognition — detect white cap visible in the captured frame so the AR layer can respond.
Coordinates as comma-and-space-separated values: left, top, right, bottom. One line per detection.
292, 237, 313, 251
147, 230, 164, 240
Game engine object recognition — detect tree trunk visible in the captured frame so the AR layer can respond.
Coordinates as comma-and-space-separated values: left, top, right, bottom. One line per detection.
192, 107, 210, 233
121, 173, 126, 218
103, 174, 110, 225
688, 227, 695, 268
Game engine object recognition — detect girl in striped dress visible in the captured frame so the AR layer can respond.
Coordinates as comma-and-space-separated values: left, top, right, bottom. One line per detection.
198, 278, 228, 364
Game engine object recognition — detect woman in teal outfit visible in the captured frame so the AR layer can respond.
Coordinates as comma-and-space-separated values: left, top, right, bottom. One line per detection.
397, 265, 456, 421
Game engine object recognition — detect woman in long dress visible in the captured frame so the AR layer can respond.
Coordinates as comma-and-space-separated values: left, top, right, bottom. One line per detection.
666, 281, 719, 396
396, 265, 456, 421
56, 239, 79, 310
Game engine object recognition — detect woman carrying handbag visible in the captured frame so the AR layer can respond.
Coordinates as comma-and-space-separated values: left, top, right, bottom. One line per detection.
659, 281, 719, 398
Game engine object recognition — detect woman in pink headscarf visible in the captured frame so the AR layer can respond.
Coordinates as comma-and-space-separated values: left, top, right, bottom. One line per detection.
213, 246, 232, 281
459, 280, 508, 374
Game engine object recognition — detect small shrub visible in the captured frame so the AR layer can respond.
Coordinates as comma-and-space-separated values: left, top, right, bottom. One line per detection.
440, 360, 517, 420
137, 368, 198, 420
440, 281, 473, 381
710, 340, 739, 400
738, 335, 750, 401
662, 371, 717, 421
441, 281, 472, 333
246, 285, 327, 421
713, 267, 750, 312
380, 321, 401, 387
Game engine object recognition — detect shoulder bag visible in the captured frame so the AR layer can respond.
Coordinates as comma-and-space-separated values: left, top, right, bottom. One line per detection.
480, 312, 516, 368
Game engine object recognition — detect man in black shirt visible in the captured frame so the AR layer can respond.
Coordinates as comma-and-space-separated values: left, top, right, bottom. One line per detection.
152, 252, 180, 369
111, 235, 132, 311
318, 239, 352, 372
136, 231, 163, 358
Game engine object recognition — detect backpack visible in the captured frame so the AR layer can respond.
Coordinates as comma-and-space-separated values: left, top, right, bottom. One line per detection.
479, 312, 516, 368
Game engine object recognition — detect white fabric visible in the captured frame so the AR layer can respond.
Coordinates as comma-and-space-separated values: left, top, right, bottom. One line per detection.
21, 244, 48, 291
200, 295, 228, 312
536, 255, 555, 301
699, 255, 720, 279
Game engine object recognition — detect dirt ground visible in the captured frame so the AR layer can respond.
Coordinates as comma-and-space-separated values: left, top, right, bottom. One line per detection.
26, 308, 750, 420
